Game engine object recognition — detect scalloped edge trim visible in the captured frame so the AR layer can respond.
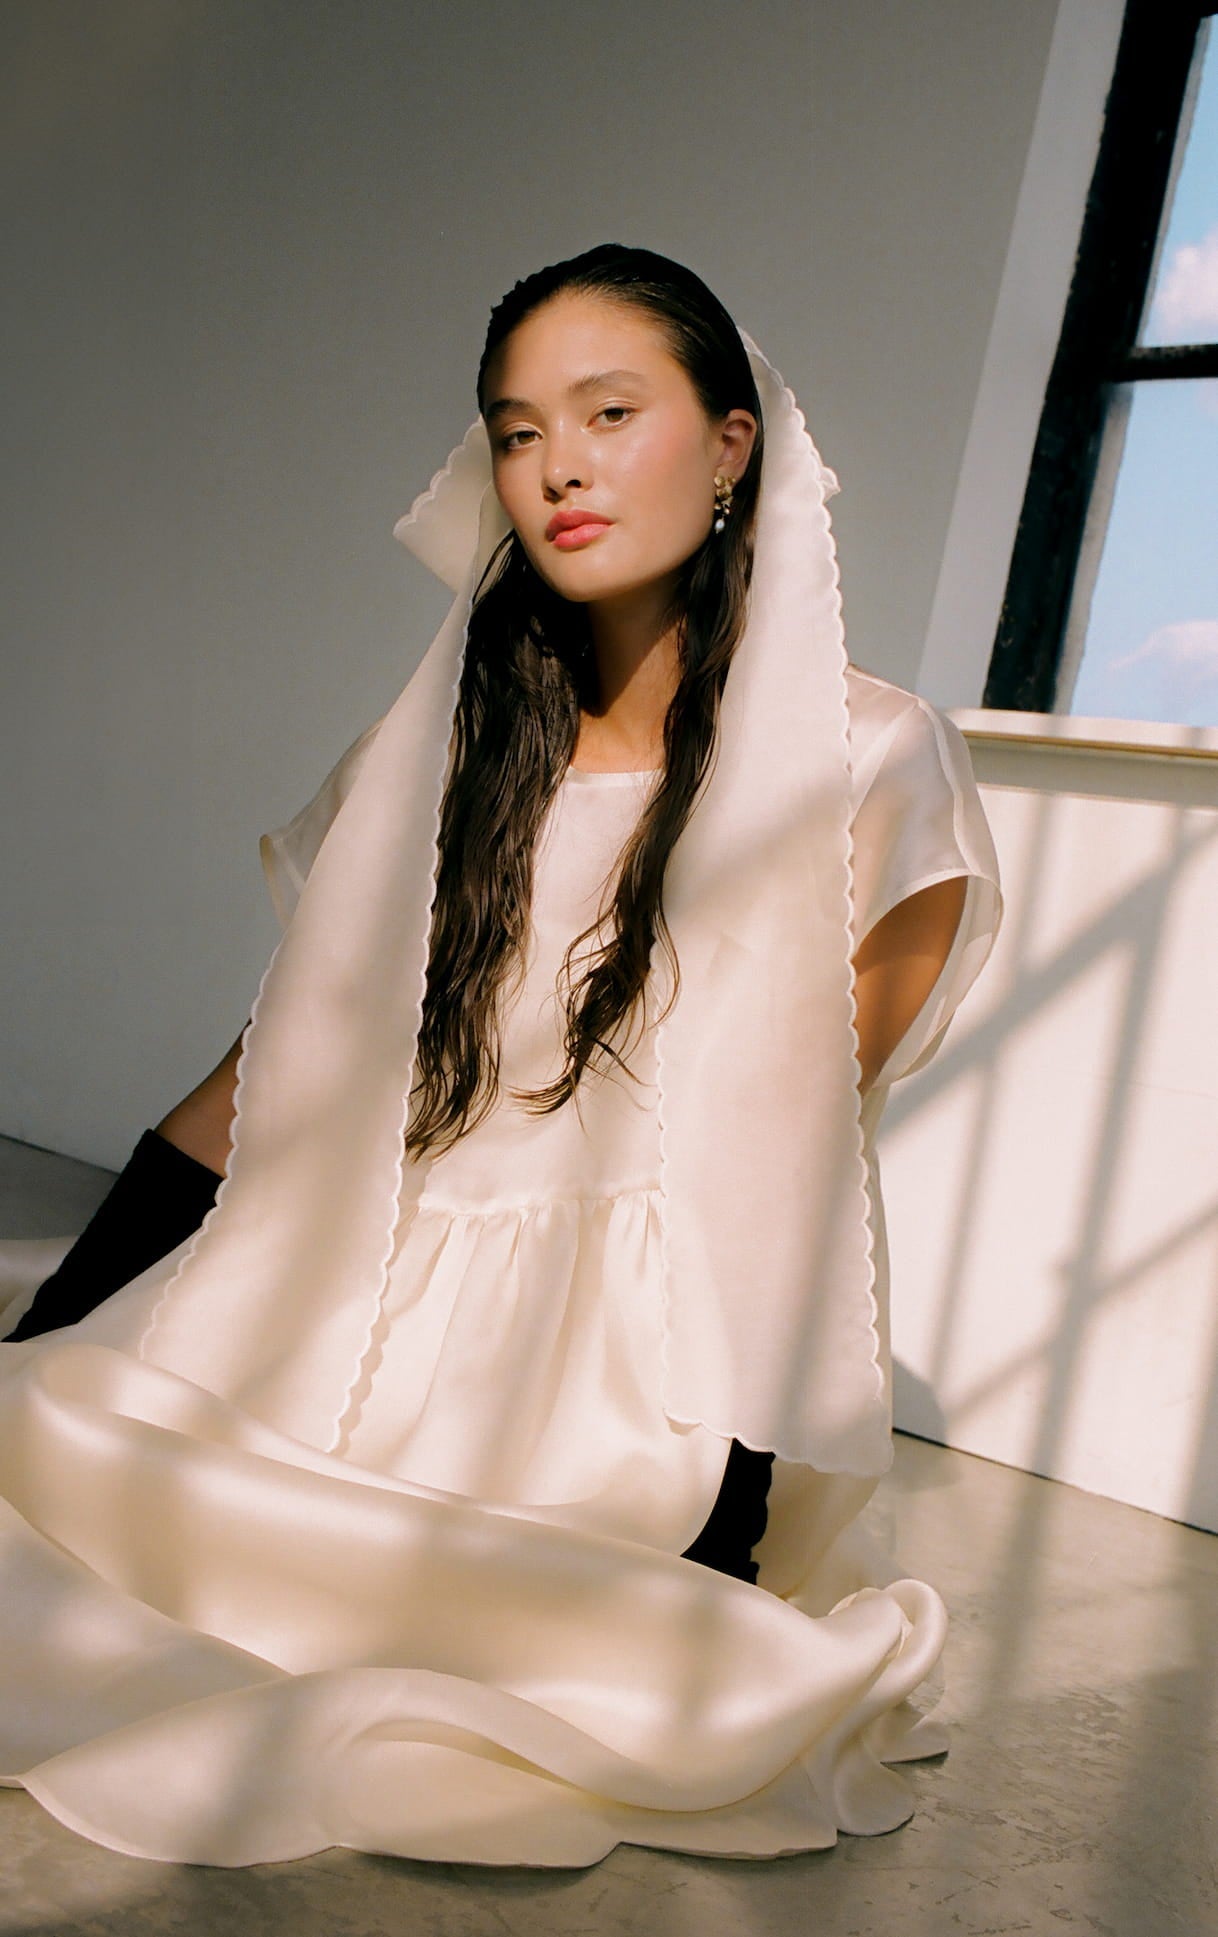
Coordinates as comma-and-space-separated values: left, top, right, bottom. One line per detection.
326, 569, 482, 1458
391, 420, 487, 550
785, 354, 888, 1466
655, 341, 887, 1476
135, 934, 283, 1367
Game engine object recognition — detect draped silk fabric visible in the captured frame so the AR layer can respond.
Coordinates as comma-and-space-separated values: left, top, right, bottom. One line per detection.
136, 334, 892, 1470
0, 329, 1005, 1866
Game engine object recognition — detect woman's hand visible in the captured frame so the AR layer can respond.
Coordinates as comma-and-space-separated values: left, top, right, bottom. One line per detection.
850, 877, 967, 1094
155, 1023, 249, 1175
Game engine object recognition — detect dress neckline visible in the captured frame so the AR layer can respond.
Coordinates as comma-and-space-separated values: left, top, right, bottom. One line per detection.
563, 765, 662, 787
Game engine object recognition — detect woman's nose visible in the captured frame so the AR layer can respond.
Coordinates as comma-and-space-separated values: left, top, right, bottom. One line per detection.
541, 435, 588, 497
543, 472, 587, 499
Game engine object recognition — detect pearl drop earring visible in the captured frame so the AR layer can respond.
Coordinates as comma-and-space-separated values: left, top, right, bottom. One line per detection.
713, 472, 735, 534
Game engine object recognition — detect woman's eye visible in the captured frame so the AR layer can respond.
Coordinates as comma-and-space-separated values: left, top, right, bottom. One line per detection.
497, 408, 630, 452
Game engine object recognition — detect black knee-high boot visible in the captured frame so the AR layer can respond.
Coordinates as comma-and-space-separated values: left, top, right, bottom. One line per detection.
681, 1439, 776, 1585
6, 1129, 224, 1342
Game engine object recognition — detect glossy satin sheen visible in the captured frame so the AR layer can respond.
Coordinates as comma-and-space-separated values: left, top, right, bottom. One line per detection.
0, 667, 1002, 1864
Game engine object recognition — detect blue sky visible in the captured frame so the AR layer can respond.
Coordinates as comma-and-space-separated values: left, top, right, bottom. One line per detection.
1068, 22, 1218, 728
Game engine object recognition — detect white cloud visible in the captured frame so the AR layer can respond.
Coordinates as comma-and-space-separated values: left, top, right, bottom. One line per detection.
1150, 225, 1218, 338
1110, 619, 1218, 689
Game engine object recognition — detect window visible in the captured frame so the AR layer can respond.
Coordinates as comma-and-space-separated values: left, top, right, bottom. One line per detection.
985, 1, 1218, 728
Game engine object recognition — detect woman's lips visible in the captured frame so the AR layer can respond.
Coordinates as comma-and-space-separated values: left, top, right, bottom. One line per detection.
550, 522, 612, 551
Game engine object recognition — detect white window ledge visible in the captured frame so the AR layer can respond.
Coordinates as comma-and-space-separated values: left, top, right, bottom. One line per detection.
949, 707, 1218, 764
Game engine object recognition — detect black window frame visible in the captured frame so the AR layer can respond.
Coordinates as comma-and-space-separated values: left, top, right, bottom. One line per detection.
984, 0, 1218, 715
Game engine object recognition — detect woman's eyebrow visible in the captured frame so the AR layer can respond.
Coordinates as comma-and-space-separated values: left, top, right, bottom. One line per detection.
485, 369, 652, 426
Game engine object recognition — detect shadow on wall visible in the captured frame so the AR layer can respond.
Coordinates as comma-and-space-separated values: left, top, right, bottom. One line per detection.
891, 1360, 948, 1448
881, 739, 1218, 1541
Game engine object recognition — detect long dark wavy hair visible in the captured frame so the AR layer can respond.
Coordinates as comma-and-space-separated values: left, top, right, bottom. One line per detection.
404, 243, 765, 1161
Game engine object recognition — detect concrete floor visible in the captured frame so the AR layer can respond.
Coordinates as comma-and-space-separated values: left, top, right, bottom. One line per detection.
1, 1134, 1215, 1937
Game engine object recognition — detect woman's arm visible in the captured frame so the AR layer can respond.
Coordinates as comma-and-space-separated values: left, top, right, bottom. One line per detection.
850, 877, 967, 1094
5, 1029, 249, 1341
155, 1024, 248, 1175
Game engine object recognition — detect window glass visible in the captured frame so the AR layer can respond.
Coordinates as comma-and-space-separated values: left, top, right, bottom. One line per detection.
1140, 23, 1218, 348
1060, 21, 1218, 726
1061, 379, 1218, 726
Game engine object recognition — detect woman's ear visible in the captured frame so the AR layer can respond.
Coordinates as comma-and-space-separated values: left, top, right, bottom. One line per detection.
717, 408, 758, 479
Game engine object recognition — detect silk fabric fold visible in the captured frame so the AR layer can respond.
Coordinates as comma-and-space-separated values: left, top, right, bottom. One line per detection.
135, 336, 887, 1474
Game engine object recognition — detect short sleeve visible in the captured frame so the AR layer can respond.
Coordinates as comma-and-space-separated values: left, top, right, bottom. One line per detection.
848, 695, 1003, 1088
259, 717, 384, 928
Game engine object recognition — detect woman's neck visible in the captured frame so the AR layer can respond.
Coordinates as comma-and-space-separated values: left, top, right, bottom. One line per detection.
580, 584, 680, 771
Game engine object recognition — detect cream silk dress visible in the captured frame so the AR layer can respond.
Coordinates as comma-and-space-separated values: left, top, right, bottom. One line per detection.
0, 665, 1002, 1867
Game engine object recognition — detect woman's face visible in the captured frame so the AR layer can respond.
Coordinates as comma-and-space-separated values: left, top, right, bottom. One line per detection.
483, 292, 755, 609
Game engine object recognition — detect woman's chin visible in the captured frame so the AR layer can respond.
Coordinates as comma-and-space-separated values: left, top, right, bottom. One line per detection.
546, 564, 687, 613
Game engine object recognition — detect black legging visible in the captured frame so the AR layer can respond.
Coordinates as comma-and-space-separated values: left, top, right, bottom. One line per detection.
681, 1438, 775, 1583
6, 1130, 223, 1341
9, 1129, 775, 1580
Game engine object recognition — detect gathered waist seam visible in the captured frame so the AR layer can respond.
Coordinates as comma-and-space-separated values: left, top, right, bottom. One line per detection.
413, 1182, 663, 1218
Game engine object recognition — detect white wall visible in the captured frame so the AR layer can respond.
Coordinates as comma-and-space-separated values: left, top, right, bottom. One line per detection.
1, 0, 1064, 1168
918, 0, 1128, 707
883, 732, 1218, 1535
861, 0, 1218, 1536
807, 0, 1065, 693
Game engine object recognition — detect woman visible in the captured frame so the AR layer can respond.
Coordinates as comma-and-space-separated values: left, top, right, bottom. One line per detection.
0, 244, 1002, 1866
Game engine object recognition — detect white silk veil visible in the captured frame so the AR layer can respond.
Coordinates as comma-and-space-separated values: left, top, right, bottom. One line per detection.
135, 329, 891, 1477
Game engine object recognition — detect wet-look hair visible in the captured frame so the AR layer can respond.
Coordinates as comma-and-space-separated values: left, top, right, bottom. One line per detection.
405, 243, 764, 1160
